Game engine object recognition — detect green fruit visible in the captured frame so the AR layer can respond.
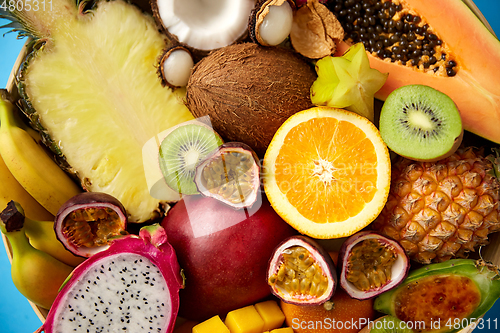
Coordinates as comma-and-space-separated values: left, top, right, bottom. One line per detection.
310, 42, 388, 122
379, 85, 463, 162
374, 259, 500, 333
159, 123, 223, 195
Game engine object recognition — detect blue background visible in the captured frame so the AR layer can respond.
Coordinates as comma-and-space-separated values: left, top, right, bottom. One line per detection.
0, 1, 499, 332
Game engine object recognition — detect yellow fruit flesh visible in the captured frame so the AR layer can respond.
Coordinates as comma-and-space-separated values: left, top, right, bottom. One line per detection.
225, 305, 265, 333
22, 0, 194, 222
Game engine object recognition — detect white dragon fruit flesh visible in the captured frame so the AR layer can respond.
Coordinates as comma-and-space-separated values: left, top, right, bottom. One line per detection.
35, 224, 184, 333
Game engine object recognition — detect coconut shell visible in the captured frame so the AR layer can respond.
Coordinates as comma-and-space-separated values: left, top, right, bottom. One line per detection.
185, 43, 316, 157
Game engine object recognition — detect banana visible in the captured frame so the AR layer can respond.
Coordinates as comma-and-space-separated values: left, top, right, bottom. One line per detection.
0, 148, 84, 266
1, 201, 74, 310
24, 216, 85, 267
0, 90, 82, 215
0, 149, 54, 220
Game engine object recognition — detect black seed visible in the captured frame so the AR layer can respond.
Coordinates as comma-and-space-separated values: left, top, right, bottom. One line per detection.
389, 34, 399, 43
448, 60, 457, 67
413, 16, 421, 23
446, 68, 457, 76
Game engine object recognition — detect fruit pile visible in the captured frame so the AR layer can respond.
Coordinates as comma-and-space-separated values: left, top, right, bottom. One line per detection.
1, 0, 500, 333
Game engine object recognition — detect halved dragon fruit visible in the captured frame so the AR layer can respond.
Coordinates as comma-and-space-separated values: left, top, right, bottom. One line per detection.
35, 224, 184, 333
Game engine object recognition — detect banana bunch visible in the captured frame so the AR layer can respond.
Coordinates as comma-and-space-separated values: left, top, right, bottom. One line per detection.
0, 90, 82, 216
0, 90, 85, 308
0, 201, 76, 309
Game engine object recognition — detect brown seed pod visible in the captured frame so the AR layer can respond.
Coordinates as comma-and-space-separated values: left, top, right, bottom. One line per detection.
290, 0, 345, 59
185, 43, 316, 157
249, 0, 296, 47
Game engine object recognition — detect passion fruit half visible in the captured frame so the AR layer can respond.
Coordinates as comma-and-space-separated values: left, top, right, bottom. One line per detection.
194, 142, 261, 209
339, 231, 409, 300
55, 192, 128, 258
267, 235, 337, 305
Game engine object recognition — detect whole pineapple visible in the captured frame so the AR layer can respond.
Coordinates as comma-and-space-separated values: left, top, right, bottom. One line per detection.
372, 147, 500, 264
1, 0, 194, 222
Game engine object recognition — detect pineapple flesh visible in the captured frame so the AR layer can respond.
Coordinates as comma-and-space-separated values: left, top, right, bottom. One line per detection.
2, 0, 194, 222
373, 147, 500, 264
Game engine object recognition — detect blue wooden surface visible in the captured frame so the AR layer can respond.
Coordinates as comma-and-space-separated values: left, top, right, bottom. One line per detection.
0, 1, 499, 332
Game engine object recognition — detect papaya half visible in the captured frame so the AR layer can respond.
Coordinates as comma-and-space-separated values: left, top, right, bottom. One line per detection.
332, 0, 500, 144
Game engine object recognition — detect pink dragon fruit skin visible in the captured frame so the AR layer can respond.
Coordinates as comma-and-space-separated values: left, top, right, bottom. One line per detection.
35, 224, 184, 333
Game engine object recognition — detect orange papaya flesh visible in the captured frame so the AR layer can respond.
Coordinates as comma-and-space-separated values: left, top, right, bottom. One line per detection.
334, 0, 500, 144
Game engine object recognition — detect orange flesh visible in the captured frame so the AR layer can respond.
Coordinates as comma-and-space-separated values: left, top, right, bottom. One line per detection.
394, 275, 481, 332
274, 117, 378, 223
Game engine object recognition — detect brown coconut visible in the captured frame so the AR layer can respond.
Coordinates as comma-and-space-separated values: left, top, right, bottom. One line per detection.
185, 43, 317, 157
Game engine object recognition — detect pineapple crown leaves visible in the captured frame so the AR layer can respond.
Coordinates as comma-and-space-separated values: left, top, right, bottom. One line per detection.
0, 0, 96, 39
0, 7, 43, 39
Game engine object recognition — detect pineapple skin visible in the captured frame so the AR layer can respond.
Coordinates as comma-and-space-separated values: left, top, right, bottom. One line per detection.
372, 147, 500, 264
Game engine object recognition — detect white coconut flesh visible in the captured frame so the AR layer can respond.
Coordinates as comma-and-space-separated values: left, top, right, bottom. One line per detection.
156, 0, 256, 51
162, 49, 194, 87
258, 1, 294, 46
52, 253, 171, 332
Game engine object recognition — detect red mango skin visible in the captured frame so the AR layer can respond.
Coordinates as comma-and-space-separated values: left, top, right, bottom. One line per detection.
161, 194, 297, 321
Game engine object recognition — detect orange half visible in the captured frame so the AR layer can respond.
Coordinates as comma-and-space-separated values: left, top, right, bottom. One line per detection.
263, 107, 391, 239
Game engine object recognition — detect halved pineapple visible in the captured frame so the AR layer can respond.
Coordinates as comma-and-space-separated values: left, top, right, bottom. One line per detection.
3, 0, 194, 222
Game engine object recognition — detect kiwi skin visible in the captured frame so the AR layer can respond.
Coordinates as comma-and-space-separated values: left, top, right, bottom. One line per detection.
379, 85, 463, 162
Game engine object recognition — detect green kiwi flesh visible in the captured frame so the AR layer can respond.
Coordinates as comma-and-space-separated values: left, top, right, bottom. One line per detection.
379, 85, 463, 162
159, 124, 223, 195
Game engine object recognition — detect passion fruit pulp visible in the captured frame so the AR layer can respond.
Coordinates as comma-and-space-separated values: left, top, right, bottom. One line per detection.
55, 192, 128, 258
267, 235, 337, 305
194, 142, 261, 209
339, 231, 409, 300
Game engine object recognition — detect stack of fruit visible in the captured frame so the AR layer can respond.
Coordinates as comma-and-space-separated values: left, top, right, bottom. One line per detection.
1, 0, 500, 333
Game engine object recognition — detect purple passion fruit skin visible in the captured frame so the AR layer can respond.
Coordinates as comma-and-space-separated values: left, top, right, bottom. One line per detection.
194, 142, 261, 209
55, 192, 128, 258
339, 230, 410, 300
374, 259, 500, 333
267, 235, 337, 305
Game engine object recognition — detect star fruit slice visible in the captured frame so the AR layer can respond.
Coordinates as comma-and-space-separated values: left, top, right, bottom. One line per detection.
311, 43, 388, 122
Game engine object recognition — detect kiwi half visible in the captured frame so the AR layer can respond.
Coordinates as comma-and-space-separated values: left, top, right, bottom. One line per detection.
379, 85, 463, 162
159, 123, 224, 195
